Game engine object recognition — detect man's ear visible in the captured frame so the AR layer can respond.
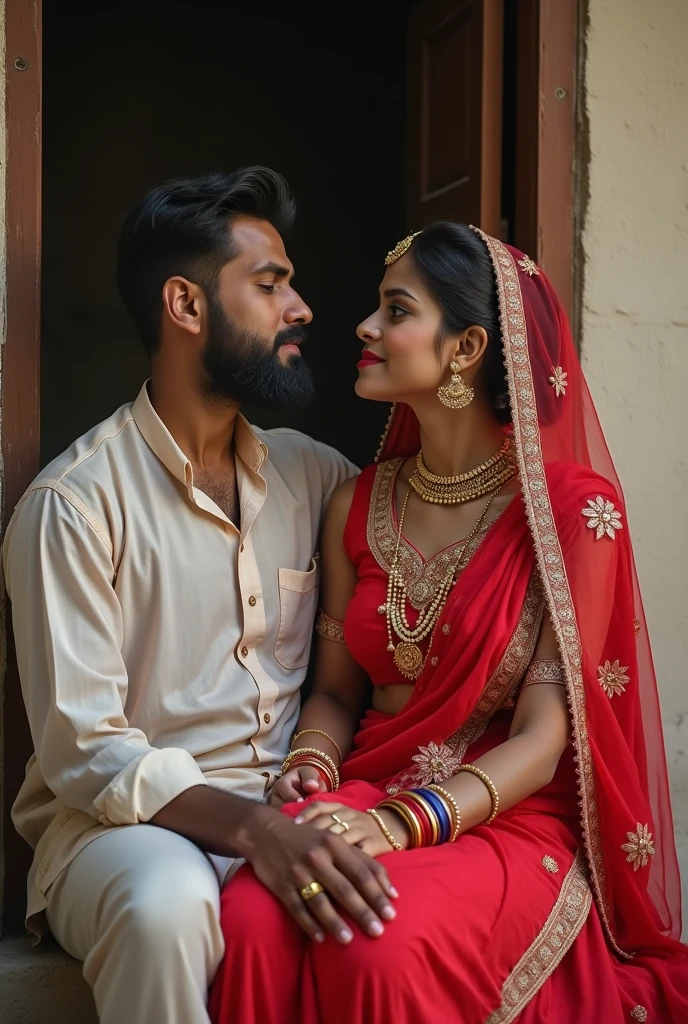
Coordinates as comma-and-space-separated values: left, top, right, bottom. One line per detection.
161, 276, 203, 336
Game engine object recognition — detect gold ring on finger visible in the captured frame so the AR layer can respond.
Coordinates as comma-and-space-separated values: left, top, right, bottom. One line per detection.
300, 881, 324, 902
330, 813, 349, 832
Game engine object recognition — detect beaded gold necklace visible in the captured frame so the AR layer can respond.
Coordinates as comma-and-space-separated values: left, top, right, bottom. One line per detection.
384, 486, 497, 680
410, 436, 516, 505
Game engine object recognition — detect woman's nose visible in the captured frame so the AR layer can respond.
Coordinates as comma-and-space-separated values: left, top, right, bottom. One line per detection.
356, 317, 381, 343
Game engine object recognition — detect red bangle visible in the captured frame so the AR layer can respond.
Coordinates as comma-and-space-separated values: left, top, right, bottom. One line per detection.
396, 793, 434, 847
284, 754, 336, 791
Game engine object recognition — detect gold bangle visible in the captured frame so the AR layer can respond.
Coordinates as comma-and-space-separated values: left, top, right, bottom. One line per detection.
456, 764, 499, 823
402, 790, 440, 846
428, 784, 462, 842
366, 809, 404, 852
379, 798, 423, 849
282, 757, 337, 791
291, 730, 343, 764
281, 747, 340, 789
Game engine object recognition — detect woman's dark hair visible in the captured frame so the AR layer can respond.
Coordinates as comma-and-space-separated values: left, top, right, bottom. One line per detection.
408, 222, 511, 424
116, 167, 296, 355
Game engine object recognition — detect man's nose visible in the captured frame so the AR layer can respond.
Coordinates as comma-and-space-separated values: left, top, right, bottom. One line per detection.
284, 290, 313, 325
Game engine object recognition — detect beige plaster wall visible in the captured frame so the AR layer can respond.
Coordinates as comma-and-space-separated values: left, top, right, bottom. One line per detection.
581, 0, 688, 922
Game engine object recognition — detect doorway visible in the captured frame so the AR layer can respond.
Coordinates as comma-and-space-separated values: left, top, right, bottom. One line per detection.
2, 0, 577, 934
41, 0, 414, 470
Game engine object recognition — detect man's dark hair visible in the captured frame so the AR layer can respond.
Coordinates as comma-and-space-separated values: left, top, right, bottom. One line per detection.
409, 221, 511, 425
116, 168, 296, 354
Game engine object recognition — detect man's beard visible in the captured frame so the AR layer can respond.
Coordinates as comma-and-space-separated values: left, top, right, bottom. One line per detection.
200, 297, 314, 411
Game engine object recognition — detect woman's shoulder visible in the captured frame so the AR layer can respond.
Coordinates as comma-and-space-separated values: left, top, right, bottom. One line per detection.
543, 461, 625, 551
327, 461, 380, 524
544, 460, 620, 505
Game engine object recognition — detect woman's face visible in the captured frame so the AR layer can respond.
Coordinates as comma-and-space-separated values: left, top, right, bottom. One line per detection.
355, 253, 453, 404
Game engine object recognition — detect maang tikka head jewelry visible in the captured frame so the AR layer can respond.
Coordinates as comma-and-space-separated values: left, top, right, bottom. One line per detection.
385, 231, 422, 266
437, 360, 474, 410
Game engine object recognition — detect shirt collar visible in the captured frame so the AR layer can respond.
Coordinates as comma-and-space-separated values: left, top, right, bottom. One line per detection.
131, 381, 268, 497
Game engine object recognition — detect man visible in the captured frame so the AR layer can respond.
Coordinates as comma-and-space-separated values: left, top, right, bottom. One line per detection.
3, 168, 396, 1024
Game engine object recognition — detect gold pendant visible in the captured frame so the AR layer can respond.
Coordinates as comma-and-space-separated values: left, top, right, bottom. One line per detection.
393, 642, 424, 680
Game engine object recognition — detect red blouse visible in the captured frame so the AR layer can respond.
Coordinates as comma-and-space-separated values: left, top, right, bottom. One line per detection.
342, 459, 505, 687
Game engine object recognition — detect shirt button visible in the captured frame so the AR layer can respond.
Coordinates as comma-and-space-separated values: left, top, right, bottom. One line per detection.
248, 595, 257, 607
263, 713, 271, 725
241, 646, 249, 658
240, 544, 245, 553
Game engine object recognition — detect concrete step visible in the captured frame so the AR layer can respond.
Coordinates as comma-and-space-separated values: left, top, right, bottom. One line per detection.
0, 936, 97, 1023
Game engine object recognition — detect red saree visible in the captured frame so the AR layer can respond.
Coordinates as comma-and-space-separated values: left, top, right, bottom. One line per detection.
210, 233, 688, 1023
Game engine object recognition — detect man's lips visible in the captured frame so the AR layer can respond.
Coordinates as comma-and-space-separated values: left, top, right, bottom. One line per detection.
357, 351, 386, 368
280, 343, 301, 356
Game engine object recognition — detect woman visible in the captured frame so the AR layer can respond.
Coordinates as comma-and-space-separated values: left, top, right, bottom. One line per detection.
209, 224, 688, 1023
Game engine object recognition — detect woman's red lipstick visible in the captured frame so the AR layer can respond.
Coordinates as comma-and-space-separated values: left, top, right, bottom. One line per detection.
357, 350, 386, 369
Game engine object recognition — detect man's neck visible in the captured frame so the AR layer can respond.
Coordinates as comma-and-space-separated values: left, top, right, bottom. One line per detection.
148, 366, 239, 470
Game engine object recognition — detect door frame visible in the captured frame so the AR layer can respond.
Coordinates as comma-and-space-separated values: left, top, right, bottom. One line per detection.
0, 0, 578, 934
515, 0, 578, 324
2, 0, 42, 935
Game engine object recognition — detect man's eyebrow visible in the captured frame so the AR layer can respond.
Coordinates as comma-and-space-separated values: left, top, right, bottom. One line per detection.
382, 287, 419, 301
252, 261, 292, 278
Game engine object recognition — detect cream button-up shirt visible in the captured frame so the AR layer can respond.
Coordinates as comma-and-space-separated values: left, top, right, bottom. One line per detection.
3, 382, 357, 933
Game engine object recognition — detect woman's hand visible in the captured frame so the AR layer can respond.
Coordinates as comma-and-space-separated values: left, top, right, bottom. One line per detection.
270, 766, 328, 807
296, 801, 411, 857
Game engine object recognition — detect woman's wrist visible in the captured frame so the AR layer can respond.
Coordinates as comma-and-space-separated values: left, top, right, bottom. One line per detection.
281, 748, 340, 791
377, 806, 413, 850
291, 729, 342, 765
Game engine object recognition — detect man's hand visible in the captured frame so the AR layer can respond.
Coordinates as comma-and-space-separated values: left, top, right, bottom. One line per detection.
269, 766, 326, 806
236, 803, 398, 944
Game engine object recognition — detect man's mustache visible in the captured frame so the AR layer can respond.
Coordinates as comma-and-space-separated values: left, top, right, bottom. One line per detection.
274, 325, 307, 351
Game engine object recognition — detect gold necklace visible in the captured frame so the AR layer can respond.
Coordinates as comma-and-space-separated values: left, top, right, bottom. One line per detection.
384, 487, 497, 680
410, 437, 517, 505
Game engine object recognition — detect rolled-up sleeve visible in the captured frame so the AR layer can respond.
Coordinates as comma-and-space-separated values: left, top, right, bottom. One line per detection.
3, 485, 207, 826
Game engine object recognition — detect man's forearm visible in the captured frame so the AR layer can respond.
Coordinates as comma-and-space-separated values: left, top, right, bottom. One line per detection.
150, 783, 278, 859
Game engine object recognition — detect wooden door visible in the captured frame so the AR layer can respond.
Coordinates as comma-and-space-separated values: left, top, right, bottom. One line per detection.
406, 0, 504, 235
2, 0, 42, 936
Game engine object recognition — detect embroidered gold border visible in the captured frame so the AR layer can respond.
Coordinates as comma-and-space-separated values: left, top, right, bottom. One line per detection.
367, 457, 501, 610
385, 572, 543, 794
472, 227, 628, 958
315, 609, 346, 643
486, 850, 592, 1024
375, 404, 398, 463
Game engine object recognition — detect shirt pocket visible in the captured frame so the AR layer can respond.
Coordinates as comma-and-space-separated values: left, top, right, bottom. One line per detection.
274, 557, 319, 671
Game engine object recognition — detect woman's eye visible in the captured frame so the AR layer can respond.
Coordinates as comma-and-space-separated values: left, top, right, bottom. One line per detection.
259, 283, 275, 294
388, 303, 409, 318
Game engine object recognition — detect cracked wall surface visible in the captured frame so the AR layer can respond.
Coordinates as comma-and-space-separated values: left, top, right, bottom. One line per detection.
580, 0, 688, 929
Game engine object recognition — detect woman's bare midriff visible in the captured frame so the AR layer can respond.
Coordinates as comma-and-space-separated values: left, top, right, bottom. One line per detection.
373, 683, 415, 716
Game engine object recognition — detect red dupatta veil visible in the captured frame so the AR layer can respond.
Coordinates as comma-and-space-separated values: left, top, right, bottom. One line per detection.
350, 230, 682, 958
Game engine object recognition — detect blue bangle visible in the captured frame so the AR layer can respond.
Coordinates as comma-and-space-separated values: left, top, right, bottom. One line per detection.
416, 787, 451, 845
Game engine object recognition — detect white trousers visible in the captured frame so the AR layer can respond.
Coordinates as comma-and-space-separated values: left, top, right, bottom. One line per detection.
46, 825, 227, 1024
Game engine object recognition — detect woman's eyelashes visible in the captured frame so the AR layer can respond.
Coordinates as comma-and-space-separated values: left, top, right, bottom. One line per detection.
258, 283, 276, 293
388, 302, 410, 318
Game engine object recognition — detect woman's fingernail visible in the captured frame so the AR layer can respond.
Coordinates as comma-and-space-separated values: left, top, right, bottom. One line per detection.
314, 932, 325, 943
296, 797, 304, 803
381, 905, 396, 921
369, 921, 384, 937
389, 886, 399, 899
294, 816, 304, 825
339, 928, 354, 944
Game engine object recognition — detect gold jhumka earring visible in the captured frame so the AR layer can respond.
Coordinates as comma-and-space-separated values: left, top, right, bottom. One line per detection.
437, 361, 474, 410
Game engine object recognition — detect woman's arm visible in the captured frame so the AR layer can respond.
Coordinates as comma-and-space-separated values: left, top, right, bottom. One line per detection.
271, 477, 369, 804
298, 611, 571, 851
429, 612, 569, 832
